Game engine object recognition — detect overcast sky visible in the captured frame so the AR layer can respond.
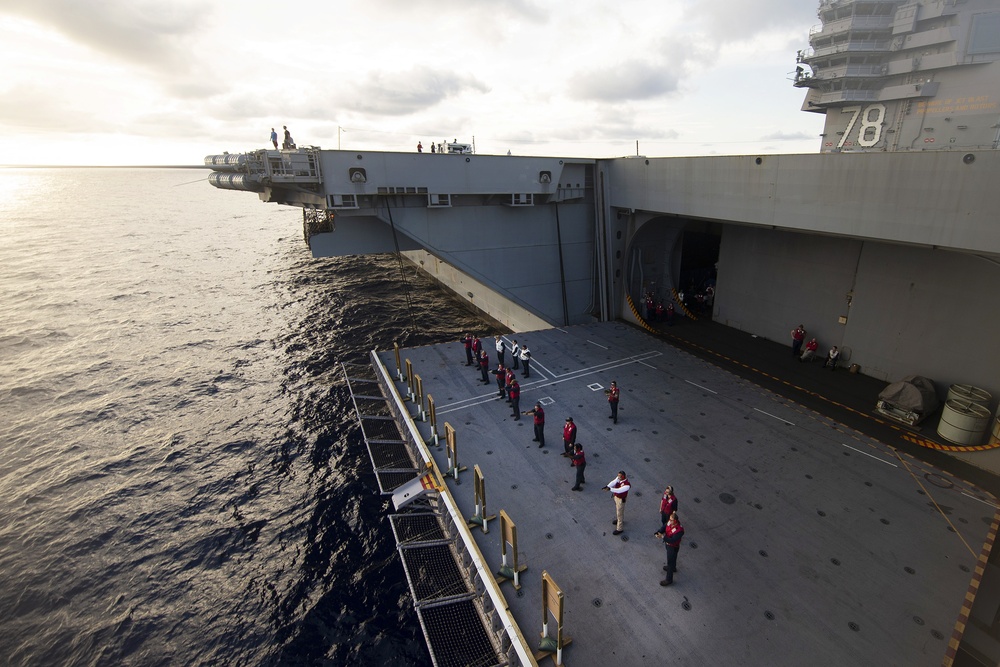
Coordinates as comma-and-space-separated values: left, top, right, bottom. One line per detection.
0, 0, 825, 165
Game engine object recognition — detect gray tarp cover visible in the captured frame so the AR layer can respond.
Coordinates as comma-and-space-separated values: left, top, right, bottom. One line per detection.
878, 375, 940, 414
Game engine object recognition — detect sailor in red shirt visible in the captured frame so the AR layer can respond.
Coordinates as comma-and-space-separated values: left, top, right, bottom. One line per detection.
659, 485, 678, 526
570, 443, 586, 491
478, 349, 490, 384
492, 363, 507, 397
463, 333, 473, 365
524, 402, 545, 448
655, 512, 685, 586
508, 378, 520, 420
504, 367, 516, 403
606, 381, 620, 424
562, 417, 577, 457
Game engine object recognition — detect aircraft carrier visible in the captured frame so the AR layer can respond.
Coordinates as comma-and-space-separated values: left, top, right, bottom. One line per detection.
206, 1, 1000, 663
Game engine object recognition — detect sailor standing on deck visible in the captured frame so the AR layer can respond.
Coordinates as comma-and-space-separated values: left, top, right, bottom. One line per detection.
510, 340, 521, 370
495, 335, 506, 367
524, 402, 545, 448
472, 336, 482, 370
570, 443, 586, 491
492, 363, 507, 398
655, 512, 684, 586
562, 417, 577, 457
508, 378, 521, 420
270, 128, 278, 150
463, 333, 474, 366
790, 325, 806, 357
604, 471, 630, 535
659, 486, 678, 526
504, 366, 515, 402
520, 344, 532, 378
479, 349, 490, 384
606, 381, 620, 424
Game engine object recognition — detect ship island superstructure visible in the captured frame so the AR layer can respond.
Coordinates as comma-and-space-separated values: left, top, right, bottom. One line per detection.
207, 1, 1000, 664
795, 0, 1000, 153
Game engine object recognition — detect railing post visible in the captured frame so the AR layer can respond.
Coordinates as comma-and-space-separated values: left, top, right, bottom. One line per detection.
534, 571, 572, 665
496, 510, 527, 590
414, 374, 426, 421
467, 465, 497, 534
404, 359, 415, 401
444, 422, 466, 481
393, 342, 403, 381
427, 394, 440, 446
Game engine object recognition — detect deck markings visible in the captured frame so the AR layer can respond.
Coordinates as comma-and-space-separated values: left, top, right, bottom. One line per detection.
753, 407, 795, 426
840, 443, 897, 467
961, 492, 1000, 510
587, 340, 609, 349
684, 380, 717, 395
437, 351, 662, 414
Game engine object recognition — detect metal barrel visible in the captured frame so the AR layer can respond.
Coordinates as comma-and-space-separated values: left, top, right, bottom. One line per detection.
946, 384, 992, 408
936, 399, 992, 446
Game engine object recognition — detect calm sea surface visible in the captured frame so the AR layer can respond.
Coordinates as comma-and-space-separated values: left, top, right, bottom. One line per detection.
0, 168, 495, 666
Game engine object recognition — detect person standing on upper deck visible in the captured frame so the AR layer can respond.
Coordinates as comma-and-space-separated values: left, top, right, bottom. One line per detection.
606, 381, 620, 424
520, 344, 531, 378
510, 340, 520, 370
524, 402, 545, 448
604, 471, 630, 535
270, 128, 278, 150
495, 335, 506, 367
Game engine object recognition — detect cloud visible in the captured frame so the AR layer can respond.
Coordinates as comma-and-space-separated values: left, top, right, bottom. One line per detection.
341, 67, 491, 116
0, 0, 208, 71
372, 0, 549, 22
0, 83, 103, 132
568, 60, 681, 102
685, 0, 816, 42
759, 130, 814, 141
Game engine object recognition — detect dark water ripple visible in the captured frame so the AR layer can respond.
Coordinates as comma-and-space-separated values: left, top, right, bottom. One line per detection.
0, 168, 497, 666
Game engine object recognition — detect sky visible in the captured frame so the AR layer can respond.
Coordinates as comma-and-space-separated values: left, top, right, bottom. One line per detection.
0, 0, 826, 166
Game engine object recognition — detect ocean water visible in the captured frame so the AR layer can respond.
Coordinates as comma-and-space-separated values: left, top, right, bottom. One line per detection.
0, 168, 495, 666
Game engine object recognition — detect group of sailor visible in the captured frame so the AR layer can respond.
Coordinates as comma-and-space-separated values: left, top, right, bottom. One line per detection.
459, 333, 685, 586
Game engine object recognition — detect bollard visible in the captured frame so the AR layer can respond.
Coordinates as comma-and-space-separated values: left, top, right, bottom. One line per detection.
427, 394, 440, 446
414, 374, 426, 421
393, 342, 403, 381
405, 359, 415, 401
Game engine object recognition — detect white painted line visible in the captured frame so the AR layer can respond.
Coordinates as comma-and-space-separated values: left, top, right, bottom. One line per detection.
555, 327, 569, 333
962, 492, 1000, 509
638, 361, 657, 369
587, 383, 604, 391
539, 397, 555, 405
753, 408, 795, 426
840, 443, 897, 467
684, 380, 717, 395
587, 340, 609, 349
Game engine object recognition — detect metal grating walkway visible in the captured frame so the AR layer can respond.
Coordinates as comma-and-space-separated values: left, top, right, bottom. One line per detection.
342, 362, 514, 666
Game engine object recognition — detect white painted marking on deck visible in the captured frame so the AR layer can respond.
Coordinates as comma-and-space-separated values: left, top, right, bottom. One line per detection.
753, 408, 795, 426
840, 443, 897, 467
638, 361, 657, 369
962, 492, 1000, 509
436, 351, 663, 415
684, 380, 717, 395
588, 383, 604, 391
587, 340, 609, 349
539, 397, 554, 406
